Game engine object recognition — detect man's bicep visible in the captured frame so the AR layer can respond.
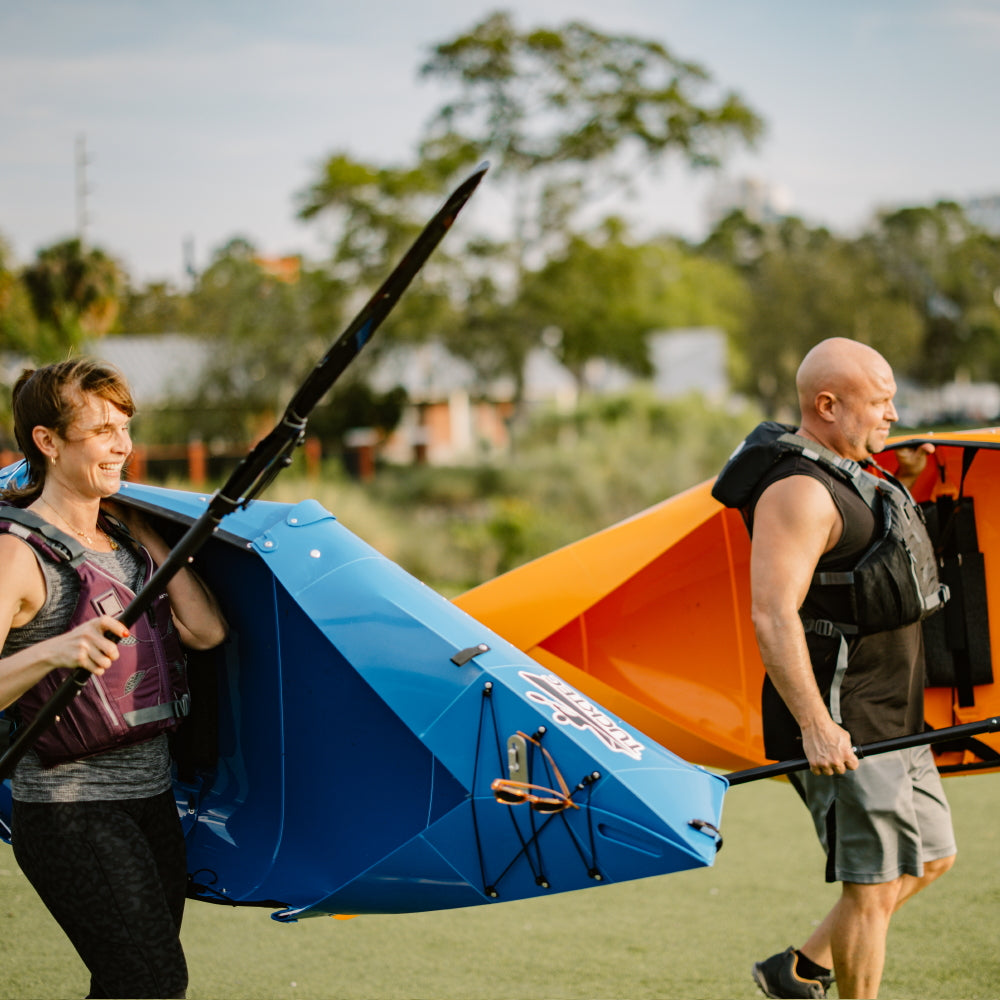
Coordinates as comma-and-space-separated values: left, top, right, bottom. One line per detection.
750, 477, 839, 613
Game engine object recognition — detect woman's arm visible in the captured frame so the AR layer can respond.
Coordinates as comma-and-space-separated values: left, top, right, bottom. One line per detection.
102, 503, 229, 651
0, 535, 129, 710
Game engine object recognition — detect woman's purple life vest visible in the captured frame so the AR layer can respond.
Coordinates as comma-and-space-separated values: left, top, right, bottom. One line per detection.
0, 506, 189, 766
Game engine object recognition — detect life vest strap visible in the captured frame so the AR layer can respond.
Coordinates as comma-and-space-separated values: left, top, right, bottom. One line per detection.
123, 693, 191, 728
801, 618, 860, 725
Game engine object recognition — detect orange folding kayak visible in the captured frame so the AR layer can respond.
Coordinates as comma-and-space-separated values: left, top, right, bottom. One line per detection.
456, 428, 1000, 777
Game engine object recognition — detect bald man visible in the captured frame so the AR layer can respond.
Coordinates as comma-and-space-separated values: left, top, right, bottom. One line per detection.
722, 339, 956, 999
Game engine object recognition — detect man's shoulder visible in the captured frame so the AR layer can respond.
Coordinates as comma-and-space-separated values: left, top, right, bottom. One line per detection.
756, 465, 839, 515
758, 453, 840, 495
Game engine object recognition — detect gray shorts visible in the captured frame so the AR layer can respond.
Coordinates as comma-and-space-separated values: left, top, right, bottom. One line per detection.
788, 745, 957, 884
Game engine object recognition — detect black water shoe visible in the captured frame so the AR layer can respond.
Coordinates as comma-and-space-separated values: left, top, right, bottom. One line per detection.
751, 946, 829, 999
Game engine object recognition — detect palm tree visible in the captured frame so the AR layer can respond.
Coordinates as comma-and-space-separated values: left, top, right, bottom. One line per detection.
21, 238, 125, 358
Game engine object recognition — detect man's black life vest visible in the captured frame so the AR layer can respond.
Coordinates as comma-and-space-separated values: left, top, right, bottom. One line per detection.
713, 421, 949, 637
0, 505, 190, 766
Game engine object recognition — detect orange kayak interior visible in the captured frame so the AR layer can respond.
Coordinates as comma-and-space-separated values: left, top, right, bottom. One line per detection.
456, 428, 1000, 777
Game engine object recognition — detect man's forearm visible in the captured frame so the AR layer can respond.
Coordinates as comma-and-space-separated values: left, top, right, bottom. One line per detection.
753, 610, 857, 771
753, 610, 829, 728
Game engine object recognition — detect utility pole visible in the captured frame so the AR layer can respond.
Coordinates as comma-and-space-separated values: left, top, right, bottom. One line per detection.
183, 235, 198, 289
75, 133, 90, 249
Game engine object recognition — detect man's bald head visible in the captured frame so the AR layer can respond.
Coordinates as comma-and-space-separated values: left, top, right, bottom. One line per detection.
796, 339, 891, 414
795, 338, 898, 460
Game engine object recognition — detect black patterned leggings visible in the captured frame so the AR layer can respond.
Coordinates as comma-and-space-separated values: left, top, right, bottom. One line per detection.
12, 790, 188, 999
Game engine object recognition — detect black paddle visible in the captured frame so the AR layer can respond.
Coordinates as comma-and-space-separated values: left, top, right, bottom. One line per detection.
0, 162, 488, 782
725, 716, 1000, 785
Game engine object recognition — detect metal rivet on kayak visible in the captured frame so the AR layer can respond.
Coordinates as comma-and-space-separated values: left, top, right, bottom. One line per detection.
309, 549, 321, 558
263, 540, 274, 549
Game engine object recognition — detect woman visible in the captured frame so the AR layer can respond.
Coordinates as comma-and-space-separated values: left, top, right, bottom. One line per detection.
0, 358, 227, 999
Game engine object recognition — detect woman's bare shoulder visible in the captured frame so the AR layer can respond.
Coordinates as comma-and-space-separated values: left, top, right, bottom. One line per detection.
0, 532, 48, 618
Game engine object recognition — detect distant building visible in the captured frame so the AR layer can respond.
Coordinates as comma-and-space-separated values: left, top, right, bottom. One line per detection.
369, 328, 730, 465
366, 341, 515, 465
649, 328, 728, 400
254, 255, 302, 283
92, 333, 211, 407
704, 175, 793, 229
11, 328, 998, 473
895, 376, 1000, 427
71, 328, 729, 468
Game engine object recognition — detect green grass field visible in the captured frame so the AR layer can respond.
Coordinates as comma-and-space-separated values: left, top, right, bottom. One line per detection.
2, 771, 998, 999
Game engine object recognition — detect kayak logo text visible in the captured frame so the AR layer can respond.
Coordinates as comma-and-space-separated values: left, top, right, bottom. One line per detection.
519, 671, 645, 761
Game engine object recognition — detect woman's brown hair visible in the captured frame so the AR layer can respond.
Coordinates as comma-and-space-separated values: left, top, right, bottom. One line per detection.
3, 358, 135, 504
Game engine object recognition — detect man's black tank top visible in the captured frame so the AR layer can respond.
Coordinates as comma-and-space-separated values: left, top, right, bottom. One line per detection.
749, 454, 925, 760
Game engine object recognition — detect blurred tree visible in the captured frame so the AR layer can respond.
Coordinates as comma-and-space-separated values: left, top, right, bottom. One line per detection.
415, 10, 763, 396
117, 280, 194, 334
419, 11, 763, 256
182, 236, 349, 441
296, 13, 764, 406
866, 202, 1000, 382
637, 237, 750, 335
307, 382, 408, 451
705, 215, 923, 414
295, 152, 461, 348
519, 220, 749, 391
0, 236, 33, 442
298, 154, 443, 278
699, 209, 768, 269
441, 237, 534, 398
20, 238, 125, 359
520, 221, 657, 389
0, 234, 40, 359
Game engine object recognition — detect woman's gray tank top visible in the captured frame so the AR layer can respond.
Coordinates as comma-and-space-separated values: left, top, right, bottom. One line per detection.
3, 538, 172, 802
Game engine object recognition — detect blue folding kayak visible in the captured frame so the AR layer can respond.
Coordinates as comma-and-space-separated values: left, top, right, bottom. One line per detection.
0, 477, 727, 918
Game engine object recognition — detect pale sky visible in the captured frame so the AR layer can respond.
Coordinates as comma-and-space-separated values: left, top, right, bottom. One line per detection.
2, 0, 998, 286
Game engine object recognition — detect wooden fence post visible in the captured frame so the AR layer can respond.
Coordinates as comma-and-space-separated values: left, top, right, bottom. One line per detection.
128, 444, 147, 483
187, 440, 207, 486
304, 436, 322, 479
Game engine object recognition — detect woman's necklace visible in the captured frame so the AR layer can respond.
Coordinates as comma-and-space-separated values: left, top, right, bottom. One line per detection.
37, 497, 119, 550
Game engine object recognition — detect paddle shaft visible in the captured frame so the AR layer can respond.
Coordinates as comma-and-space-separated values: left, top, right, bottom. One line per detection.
0, 164, 487, 782
725, 716, 1000, 786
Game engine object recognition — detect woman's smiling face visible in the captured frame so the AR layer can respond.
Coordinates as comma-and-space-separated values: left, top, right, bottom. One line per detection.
49, 392, 133, 499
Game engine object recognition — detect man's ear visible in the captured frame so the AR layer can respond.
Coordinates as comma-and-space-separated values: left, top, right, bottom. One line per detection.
814, 391, 838, 424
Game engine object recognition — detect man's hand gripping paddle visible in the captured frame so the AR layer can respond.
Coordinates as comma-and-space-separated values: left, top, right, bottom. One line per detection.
726, 716, 1000, 785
